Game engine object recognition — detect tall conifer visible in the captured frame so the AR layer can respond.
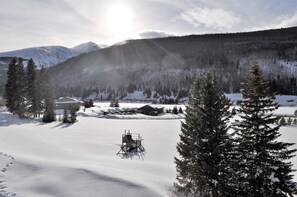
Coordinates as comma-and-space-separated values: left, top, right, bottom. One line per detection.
14, 58, 27, 118
41, 67, 56, 122
27, 58, 38, 117
234, 61, 297, 196
175, 72, 235, 196
5, 58, 17, 113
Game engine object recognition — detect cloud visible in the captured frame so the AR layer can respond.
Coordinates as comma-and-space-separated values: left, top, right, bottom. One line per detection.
138, 30, 176, 39
180, 7, 240, 29
251, 12, 297, 31
276, 13, 297, 28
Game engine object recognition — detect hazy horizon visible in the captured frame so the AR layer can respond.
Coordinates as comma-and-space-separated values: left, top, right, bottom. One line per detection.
1, 0, 297, 52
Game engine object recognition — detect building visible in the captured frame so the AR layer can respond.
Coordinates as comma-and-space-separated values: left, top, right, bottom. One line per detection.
55, 97, 82, 110
138, 105, 164, 116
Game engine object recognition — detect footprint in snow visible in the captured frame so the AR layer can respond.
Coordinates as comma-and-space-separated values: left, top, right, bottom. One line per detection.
0, 153, 19, 197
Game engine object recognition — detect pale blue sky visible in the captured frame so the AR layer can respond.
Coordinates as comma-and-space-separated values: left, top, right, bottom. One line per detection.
0, 0, 297, 52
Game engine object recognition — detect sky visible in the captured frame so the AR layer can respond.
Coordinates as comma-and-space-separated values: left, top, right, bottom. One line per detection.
0, 0, 297, 52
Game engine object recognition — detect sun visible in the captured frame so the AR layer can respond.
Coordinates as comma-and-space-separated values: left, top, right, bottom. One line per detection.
105, 3, 133, 36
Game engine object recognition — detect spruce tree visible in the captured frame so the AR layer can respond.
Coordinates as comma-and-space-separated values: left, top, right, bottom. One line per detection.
14, 58, 27, 118
178, 107, 183, 114
41, 67, 56, 123
69, 107, 77, 123
38, 66, 47, 112
233, 62, 297, 196
279, 117, 286, 126
63, 109, 69, 123
175, 75, 202, 195
293, 118, 297, 125
287, 117, 292, 125
175, 72, 235, 196
5, 58, 17, 113
27, 58, 38, 117
114, 99, 119, 107
172, 106, 178, 114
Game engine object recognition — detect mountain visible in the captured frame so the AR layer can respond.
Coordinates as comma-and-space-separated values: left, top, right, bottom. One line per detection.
49, 27, 297, 98
71, 42, 101, 54
0, 42, 101, 68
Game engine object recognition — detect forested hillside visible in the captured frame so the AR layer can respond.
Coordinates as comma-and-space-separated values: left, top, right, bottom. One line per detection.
49, 27, 297, 99
2, 27, 297, 99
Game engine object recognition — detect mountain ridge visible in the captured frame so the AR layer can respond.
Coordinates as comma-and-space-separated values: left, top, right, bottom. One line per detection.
48, 26, 297, 98
0, 42, 102, 68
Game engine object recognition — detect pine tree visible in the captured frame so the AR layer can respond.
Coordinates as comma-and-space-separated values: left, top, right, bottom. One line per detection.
172, 106, 178, 114
27, 58, 38, 117
175, 75, 202, 196
69, 107, 77, 123
38, 66, 47, 113
35, 69, 42, 117
41, 67, 56, 123
5, 58, 17, 113
175, 72, 235, 196
110, 97, 115, 107
233, 62, 297, 196
114, 99, 119, 107
279, 117, 286, 126
287, 117, 292, 125
62, 109, 69, 123
178, 107, 183, 114
293, 118, 297, 125
14, 58, 27, 118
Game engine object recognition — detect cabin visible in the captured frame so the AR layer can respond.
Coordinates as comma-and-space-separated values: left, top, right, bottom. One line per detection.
137, 105, 164, 116
55, 97, 82, 110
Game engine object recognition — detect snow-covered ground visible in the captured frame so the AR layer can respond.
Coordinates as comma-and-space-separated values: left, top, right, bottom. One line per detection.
0, 104, 296, 197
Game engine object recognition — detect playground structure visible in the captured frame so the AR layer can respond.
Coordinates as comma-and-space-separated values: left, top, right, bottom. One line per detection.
117, 130, 145, 155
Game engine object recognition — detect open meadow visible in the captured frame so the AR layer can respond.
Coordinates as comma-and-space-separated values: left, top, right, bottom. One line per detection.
0, 103, 296, 197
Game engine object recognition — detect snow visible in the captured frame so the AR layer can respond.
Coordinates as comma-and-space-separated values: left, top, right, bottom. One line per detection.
0, 42, 101, 68
0, 104, 296, 197
71, 42, 101, 54
0, 106, 182, 197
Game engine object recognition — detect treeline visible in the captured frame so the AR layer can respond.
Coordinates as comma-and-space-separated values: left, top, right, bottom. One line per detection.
55, 83, 190, 101
4, 58, 55, 122
176, 62, 297, 196
54, 72, 297, 102
270, 75, 297, 95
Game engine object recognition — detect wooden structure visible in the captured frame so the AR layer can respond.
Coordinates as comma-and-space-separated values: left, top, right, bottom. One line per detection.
55, 97, 82, 110
117, 130, 145, 155
138, 105, 164, 116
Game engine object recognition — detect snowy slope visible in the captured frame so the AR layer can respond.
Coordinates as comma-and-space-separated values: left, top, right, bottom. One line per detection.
71, 42, 101, 54
0, 105, 296, 196
0, 107, 182, 197
0, 42, 102, 68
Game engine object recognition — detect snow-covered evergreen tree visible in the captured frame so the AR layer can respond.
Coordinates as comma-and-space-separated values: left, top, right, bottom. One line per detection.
287, 117, 292, 125
69, 107, 77, 123
233, 61, 297, 196
41, 67, 55, 122
5, 58, 17, 113
114, 99, 119, 107
293, 118, 297, 125
279, 117, 286, 126
175, 72, 235, 196
62, 109, 69, 123
14, 58, 27, 118
178, 107, 183, 114
27, 58, 38, 117
172, 106, 178, 114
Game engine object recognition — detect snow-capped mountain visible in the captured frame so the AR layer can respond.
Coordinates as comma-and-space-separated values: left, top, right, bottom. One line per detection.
0, 42, 102, 68
71, 42, 101, 54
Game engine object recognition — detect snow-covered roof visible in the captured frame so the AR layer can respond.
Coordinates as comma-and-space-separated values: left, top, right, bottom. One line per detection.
55, 97, 82, 104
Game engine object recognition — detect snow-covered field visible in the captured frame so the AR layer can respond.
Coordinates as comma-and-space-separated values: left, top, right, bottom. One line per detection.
0, 104, 296, 197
